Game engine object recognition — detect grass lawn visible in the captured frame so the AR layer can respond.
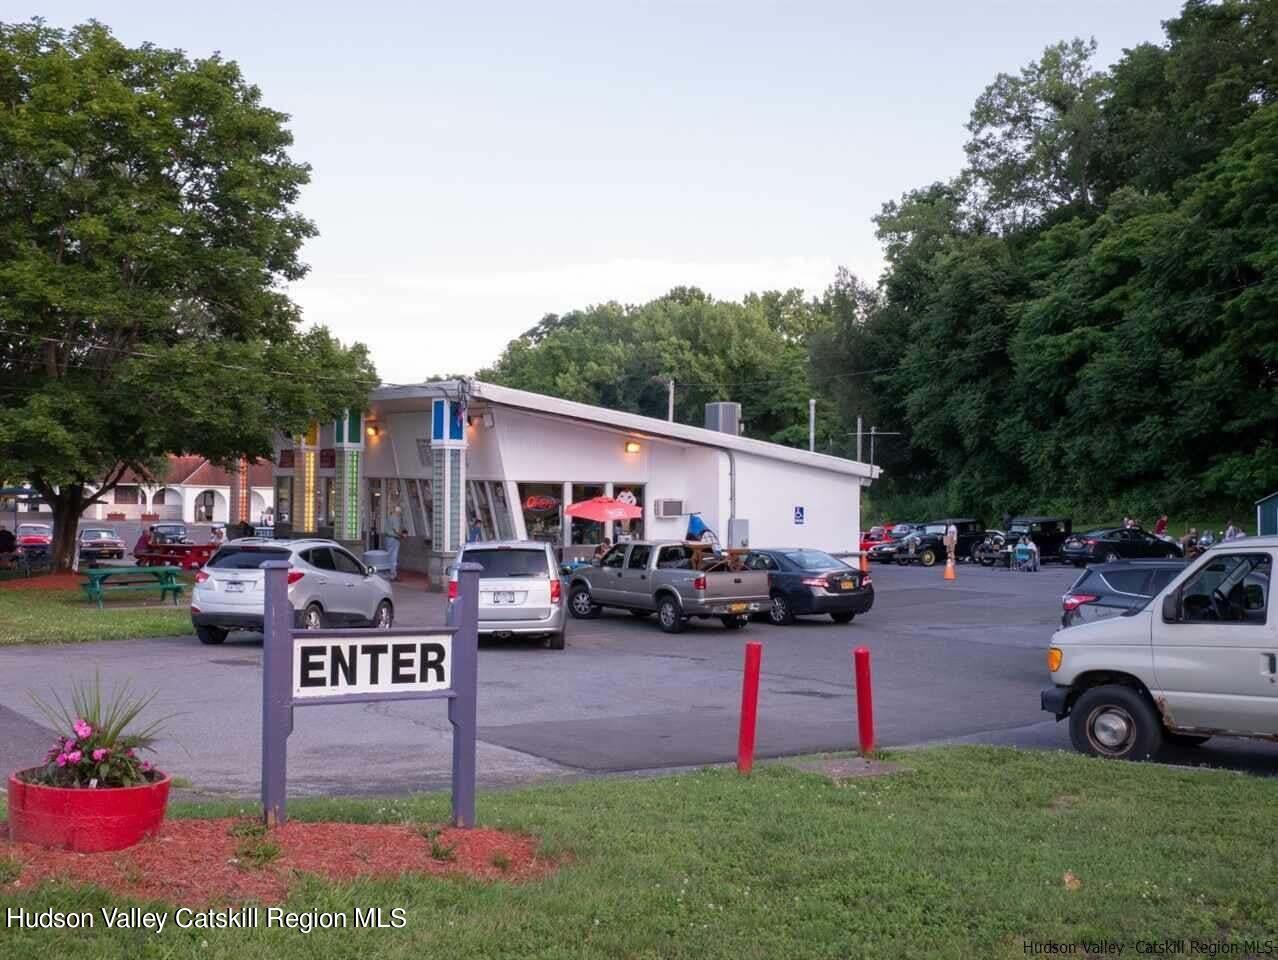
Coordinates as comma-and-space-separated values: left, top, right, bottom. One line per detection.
3, 746, 1276, 958
0, 585, 190, 645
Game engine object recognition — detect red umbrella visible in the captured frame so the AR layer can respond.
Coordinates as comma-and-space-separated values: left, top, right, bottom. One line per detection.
564, 496, 643, 522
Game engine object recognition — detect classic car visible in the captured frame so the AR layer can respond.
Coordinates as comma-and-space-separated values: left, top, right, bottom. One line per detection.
78, 527, 126, 563
1003, 516, 1073, 563
898, 519, 986, 566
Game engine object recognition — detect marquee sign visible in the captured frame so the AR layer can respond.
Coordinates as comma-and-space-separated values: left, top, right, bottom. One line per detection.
260, 561, 482, 828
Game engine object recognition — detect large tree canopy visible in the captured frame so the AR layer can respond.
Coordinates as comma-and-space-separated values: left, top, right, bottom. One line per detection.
0, 20, 375, 566
484, 0, 1276, 523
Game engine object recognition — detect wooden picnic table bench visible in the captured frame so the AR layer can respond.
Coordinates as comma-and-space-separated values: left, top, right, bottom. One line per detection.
81, 565, 185, 610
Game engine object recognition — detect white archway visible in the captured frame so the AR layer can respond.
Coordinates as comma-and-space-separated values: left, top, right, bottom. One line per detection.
250, 491, 267, 523
192, 489, 228, 523
150, 487, 184, 520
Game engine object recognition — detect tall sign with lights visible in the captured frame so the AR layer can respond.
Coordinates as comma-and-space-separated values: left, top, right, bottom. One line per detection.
430, 397, 468, 553
296, 422, 319, 535
229, 458, 250, 526
333, 409, 364, 542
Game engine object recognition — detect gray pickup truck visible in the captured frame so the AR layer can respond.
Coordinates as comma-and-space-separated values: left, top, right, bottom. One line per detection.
567, 540, 769, 633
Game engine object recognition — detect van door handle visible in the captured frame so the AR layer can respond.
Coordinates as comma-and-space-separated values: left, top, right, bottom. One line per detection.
639, 574, 646, 580
1265, 653, 1277, 677
734, 577, 742, 584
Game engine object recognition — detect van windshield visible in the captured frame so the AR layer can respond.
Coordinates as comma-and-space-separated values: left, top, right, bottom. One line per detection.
462, 548, 549, 578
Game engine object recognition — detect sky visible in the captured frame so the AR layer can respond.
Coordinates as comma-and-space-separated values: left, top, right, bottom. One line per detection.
36, 1, 1185, 385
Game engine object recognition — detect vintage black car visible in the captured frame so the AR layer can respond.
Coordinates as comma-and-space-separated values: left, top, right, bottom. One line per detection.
1060, 526, 1184, 566
866, 523, 922, 563
974, 529, 1008, 566
899, 519, 986, 566
1003, 516, 1073, 563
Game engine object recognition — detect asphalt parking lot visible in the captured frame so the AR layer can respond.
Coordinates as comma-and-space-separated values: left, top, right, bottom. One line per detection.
1, 561, 1274, 797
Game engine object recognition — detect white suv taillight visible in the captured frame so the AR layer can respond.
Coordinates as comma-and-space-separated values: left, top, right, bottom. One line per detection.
194, 571, 209, 584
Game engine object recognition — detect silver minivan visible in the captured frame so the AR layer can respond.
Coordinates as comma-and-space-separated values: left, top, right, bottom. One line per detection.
450, 541, 566, 649
1042, 536, 1277, 760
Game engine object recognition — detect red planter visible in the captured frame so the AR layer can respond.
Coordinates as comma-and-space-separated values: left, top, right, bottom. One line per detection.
6, 770, 172, 853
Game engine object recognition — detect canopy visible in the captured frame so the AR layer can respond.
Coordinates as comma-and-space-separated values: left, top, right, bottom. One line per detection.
564, 496, 643, 522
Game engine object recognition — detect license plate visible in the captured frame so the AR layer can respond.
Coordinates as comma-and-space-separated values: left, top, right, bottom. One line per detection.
494, 591, 515, 604
225, 581, 245, 593
840, 579, 854, 590
728, 602, 748, 614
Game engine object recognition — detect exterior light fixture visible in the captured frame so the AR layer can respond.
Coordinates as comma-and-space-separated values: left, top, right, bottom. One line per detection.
366, 424, 379, 438
624, 440, 641, 454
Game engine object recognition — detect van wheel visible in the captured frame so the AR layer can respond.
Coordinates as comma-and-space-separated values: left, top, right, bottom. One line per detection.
657, 596, 684, 633
544, 631, 565, 650
569, 586, 601, 619
1069, 685, 1163, 761
196, 626, 226, 645
919, 548, 937, 567
768, 592, 795, 626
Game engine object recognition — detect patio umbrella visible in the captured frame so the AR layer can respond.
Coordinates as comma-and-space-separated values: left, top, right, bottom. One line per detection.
563, 496, 643, 522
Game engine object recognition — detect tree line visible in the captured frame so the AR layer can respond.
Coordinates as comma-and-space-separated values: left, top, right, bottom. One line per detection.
482, 0, 1277, 522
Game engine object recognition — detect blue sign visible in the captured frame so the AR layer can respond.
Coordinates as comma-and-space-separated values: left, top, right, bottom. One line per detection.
794, 506, 805, 526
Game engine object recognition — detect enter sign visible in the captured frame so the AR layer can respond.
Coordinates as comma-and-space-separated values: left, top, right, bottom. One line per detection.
292, 636, 452, 699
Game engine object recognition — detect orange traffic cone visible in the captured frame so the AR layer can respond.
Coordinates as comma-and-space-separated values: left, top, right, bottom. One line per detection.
859, 553, 869, 574
943, 558, 956, 581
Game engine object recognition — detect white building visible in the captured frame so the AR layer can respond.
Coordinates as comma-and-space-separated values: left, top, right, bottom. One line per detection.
271, 380, 879, 578
91, 456, 275, 524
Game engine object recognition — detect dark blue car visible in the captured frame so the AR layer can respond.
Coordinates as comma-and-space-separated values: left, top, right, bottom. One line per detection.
744, 548, 874, 626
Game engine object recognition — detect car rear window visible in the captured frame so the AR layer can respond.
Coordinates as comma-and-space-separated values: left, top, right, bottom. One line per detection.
1100, 569, 1152, 594
462, 548, 549, 578
208, 546, 291, 569
1149, 568, 1180, 593
782, 550, 849, 571
82, 530, 115, 540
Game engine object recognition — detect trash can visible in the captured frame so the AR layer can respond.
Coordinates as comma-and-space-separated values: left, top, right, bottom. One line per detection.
363, 549, 392, 577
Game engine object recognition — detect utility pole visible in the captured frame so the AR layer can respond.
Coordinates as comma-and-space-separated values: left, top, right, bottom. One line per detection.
856, 416, 863, 462
667, 378, 675, 422
809, 398, 816, 452
870, 425, 877, 467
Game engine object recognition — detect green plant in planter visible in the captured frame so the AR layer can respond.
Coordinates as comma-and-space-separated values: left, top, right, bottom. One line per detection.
26, 674, 170, 788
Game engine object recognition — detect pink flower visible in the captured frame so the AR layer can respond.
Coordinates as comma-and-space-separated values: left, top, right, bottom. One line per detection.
140, 761, 153, 772
64, 738, 77, 752
55, 753, 69, 767
66, 750, 82, 764
92, 748, 109, 762
73, 719, 92, 739
126, 748, 137, 758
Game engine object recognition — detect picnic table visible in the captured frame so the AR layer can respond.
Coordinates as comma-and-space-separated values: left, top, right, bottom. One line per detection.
81, 565, 185, 610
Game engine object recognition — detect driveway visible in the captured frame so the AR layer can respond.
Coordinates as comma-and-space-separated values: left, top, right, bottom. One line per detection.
1, 562, 1273, 797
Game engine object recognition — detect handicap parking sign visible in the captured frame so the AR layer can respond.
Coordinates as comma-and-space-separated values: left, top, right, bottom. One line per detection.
794, 506, 805, 525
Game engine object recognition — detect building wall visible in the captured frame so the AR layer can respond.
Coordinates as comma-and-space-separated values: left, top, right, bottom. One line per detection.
726, 450, 862, 552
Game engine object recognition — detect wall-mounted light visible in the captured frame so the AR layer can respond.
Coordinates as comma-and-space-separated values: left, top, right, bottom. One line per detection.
624, 440, 642, 454
366, 424, 380, 438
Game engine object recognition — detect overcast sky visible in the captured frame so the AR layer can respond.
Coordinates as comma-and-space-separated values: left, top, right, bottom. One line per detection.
39, 1, 1184, 385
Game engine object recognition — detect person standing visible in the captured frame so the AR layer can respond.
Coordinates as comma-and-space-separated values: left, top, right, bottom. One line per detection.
1154, 514, 1168, 536
384, 501, 407, 580
1224, 519, 1242, 541
944, 521, 958, 565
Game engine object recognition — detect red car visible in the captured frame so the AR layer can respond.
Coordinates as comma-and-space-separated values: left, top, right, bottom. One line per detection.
859, 525, 892, 552
16, 523, 52, 549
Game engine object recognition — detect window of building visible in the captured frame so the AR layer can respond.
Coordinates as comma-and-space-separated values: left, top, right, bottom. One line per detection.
570, 484, 605, 545
490, 483, 515, 539
114, 486, 140, 505
406, 479, 431, 546
275, 477, 293, 525
152, 489, 167, 505
466, 481, 497, 542
323, 477, 336, 527
611, 484, 644, 541
519, 483, 563, 546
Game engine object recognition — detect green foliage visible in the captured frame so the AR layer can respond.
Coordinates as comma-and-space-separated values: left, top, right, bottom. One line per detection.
229, 820, 282, 868
26, 671, 170, 787
0, 20, 376, 567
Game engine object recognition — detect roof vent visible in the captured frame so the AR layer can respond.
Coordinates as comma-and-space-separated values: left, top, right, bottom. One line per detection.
704, 402, 741, 435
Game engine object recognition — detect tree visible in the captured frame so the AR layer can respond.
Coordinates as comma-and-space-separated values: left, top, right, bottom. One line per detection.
0, 21, 376, 568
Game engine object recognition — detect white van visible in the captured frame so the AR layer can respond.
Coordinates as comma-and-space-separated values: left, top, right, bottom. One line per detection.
1042, 536, 1276, 760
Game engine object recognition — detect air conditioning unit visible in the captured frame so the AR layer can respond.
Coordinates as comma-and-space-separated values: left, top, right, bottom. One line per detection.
653, 499, 685, 519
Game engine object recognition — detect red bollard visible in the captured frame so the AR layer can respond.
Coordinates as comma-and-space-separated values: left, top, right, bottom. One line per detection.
737, 641, 763, 774
853, 646, 875, 755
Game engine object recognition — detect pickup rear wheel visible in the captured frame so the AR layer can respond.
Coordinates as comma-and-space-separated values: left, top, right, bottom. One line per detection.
657, 596, 685, 633
1069, 685, 1163, 761
569, 586, 601, 619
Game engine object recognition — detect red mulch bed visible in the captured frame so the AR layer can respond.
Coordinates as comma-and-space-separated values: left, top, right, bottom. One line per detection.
0, 573, 86, 592
0, 818, 551, 905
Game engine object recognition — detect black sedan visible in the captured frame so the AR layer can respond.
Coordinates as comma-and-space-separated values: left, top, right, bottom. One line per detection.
745, 549, 874, 625
1060, 526, 1183, 566
1060, 560, 1185, 627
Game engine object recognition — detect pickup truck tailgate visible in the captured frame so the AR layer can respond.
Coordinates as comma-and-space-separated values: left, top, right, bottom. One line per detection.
704, 570, 770, 601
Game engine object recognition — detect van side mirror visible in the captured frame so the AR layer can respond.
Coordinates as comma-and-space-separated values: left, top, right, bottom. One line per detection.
1161, 592, 1180, 623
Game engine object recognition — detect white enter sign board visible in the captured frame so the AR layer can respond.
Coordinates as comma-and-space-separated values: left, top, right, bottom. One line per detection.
292, 635, 453, 699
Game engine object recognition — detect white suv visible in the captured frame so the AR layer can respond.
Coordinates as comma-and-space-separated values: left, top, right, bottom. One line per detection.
449, 541, 566, 649
191, 539, 394, 645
